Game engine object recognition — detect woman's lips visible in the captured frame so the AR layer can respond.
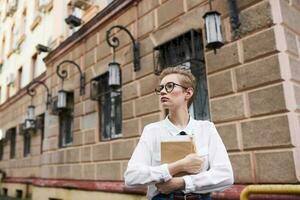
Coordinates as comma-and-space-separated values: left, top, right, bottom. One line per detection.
160, 97, 169, 102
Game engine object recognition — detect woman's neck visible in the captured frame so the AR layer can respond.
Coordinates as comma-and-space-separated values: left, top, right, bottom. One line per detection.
168, 107, 190, 129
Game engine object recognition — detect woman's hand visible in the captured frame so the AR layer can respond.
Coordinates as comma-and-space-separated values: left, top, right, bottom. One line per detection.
155, 177, 185, 194
181, 153, 203, 174
168, 153, 203, 176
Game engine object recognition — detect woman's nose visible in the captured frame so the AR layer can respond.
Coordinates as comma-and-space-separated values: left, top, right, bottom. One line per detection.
160, 88, 167, 95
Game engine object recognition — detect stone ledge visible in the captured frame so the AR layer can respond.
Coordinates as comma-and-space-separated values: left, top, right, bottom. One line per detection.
3, 177, 146, 194
2, 179, 300, 200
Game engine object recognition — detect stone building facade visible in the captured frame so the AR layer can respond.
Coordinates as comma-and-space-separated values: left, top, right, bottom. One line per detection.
0, 0, 299, 199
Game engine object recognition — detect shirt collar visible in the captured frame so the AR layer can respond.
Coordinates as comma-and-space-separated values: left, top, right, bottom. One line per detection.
163, 115, 195, 136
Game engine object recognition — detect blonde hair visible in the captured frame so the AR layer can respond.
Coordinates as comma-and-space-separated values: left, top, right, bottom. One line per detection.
159, 67, 197, 108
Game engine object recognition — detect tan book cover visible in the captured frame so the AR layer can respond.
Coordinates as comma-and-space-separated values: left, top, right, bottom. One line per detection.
161, 139, 196, 177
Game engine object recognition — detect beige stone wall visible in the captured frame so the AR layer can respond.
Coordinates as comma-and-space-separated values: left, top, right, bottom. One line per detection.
0, 1, 299, 198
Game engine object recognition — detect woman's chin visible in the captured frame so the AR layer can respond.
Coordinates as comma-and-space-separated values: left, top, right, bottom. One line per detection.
161, 102, 173, 109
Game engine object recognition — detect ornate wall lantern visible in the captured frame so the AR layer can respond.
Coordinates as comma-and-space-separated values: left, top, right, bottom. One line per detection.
24, 105, 36, 131
24, 80, 52, 131
55, 60, 85, 111
203, 0, 224, 53
106, 25, 140, 72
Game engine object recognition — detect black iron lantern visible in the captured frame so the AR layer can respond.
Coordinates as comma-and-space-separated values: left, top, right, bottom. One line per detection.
203, 0, 224, 52
24, 105, 36, 131
108, 62, 121, 87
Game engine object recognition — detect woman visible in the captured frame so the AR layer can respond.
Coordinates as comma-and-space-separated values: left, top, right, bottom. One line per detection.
124, 67, 234, 200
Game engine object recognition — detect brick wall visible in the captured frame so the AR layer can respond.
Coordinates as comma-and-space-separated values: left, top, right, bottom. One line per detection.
0, 0, 299, 189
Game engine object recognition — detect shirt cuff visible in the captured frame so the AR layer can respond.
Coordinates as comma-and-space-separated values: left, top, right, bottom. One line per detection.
160, 164, 172, 182
183, 175, 195, 193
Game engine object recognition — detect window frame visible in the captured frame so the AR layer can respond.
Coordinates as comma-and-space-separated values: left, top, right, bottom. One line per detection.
23, 132, 31, 157
8, 127, 16, 159
0, 140, 4, 160
94, 72, 122, 141
58, 92, 74, 148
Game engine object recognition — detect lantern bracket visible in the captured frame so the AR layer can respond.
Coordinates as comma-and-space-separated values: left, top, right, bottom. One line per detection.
26, 80, 52, 109
106, 25, 140, 71
56, 60, 85, 95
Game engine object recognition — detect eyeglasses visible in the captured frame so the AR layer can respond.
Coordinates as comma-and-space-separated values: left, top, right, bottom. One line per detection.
154, 82, 188, 95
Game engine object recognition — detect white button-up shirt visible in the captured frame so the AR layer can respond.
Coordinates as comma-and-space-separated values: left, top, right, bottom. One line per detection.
124, 116, 234, 200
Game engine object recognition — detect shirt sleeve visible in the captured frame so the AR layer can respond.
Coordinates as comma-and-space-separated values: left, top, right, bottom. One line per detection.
124, 125, 172, 187
183, 122, 234, 193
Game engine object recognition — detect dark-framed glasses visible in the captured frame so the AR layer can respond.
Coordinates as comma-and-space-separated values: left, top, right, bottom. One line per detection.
154, 82, 188, 95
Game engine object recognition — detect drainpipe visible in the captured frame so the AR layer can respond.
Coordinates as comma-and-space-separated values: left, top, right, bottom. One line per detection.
227, 0, 241, 39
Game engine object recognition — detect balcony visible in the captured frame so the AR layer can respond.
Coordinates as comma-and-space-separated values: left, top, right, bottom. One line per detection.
72, 0, 92, 10
6, 0, 18, 17
39, 0, 53, 13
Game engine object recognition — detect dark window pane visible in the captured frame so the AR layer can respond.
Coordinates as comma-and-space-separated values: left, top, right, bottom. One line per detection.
10, 128, 16, 159
38, 114, 45, 154
100, 91, 111, 140
115, 91, 122, 136
190, 62, 210, 120
59, 110, 73, 147
59, 93, 74, 147
0, 141, 4, 160
110, 90, 122, 138
23, 133, 31, 157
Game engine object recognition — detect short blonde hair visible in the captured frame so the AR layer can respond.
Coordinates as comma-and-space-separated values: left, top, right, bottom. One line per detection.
159, 67, 197, 108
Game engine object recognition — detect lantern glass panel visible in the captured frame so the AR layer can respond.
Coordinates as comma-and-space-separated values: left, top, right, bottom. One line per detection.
27, 106, 35, 121
108, 62, 121, 87
25, 120, 35, 130
204, 11, 223, 49
57, 90, 67, 108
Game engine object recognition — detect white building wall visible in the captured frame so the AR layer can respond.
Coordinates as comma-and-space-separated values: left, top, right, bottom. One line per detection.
0, 0, 109, 104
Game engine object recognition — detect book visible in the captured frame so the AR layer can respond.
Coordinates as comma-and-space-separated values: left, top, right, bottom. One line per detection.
160, 137, 197, 177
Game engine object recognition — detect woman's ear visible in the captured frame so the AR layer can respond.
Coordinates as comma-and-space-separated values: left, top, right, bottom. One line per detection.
185, 88, 194, 100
